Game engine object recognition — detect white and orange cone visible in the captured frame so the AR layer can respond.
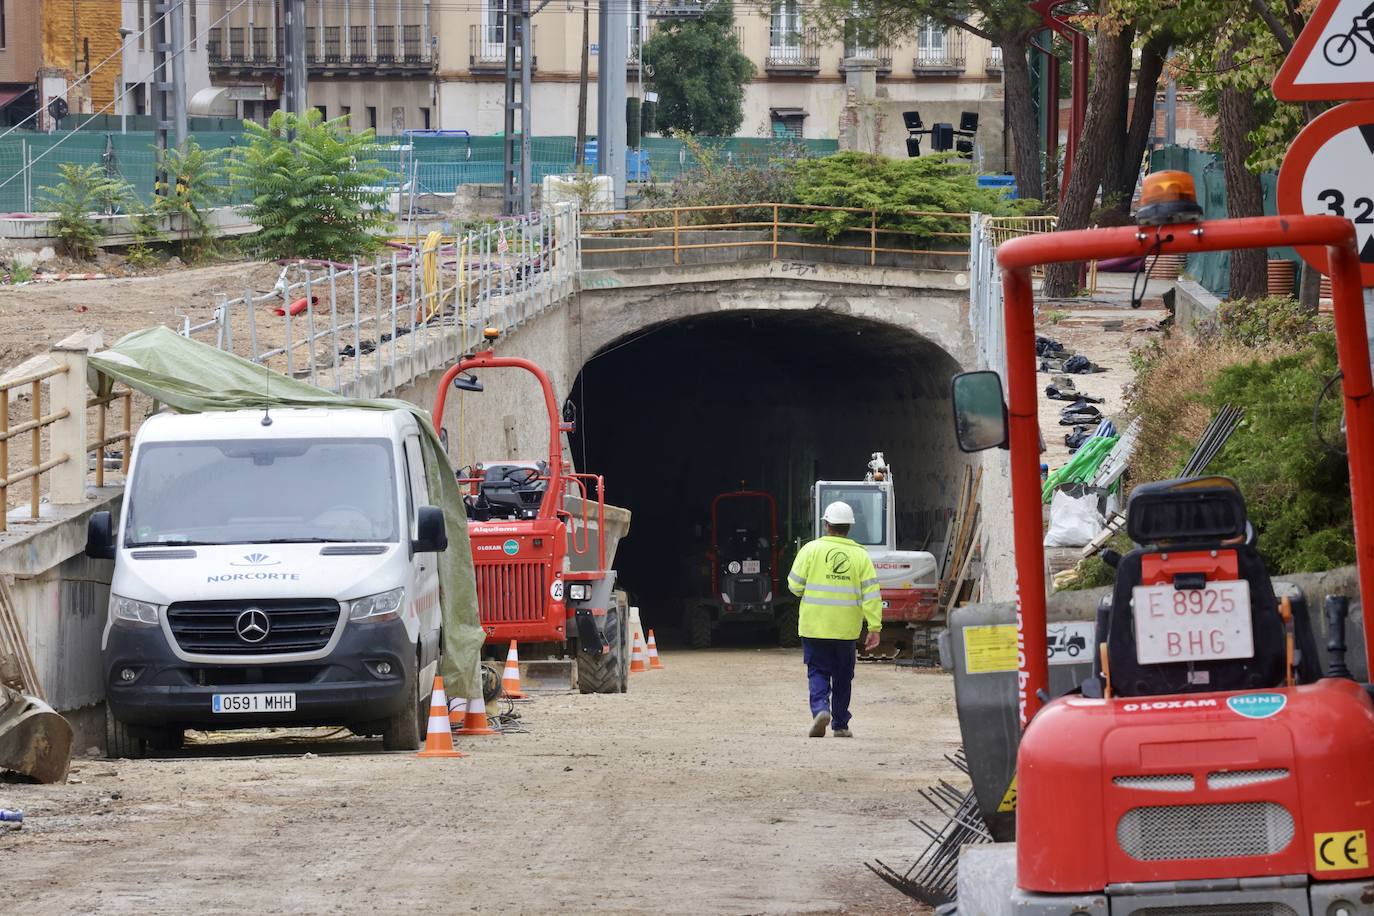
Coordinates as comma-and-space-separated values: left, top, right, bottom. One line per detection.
447, 696, 467, 727
417, 675, 463, 758
456, 688, 497, 736
647, 629, 665, 670
501, 640, 527, 699
630, 630, 649, 674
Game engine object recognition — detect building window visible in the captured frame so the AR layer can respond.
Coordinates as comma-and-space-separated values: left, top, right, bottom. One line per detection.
916, 21, 945, 60
340, 105, 351, 126
770, 108, 805, 139
482, 0, 505, 56
367, 105, 377, 129
316, 104, 328, 120
1, 0, 7, 49
420, 106, 430, 130
138, 0, 146, 50
769, 0, 801, 55
134, 84, 147, 115
190, 0, 198, 51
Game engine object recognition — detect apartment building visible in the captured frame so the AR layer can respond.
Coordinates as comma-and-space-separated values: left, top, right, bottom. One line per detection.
204, 0, 436, 130
434, 3, 1005, 163
0, 0, 125, 129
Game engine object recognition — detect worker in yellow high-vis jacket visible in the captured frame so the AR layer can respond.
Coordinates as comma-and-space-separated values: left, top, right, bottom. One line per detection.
787, 501, 882, 738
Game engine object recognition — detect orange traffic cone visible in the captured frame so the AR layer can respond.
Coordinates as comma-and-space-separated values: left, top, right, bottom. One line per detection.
647, 629, 665, 670
417, 675, 463, 758
456, 686, 500, 736
501, 640, 527, 699
448, 696, 467, 727
630, 630, 649, 673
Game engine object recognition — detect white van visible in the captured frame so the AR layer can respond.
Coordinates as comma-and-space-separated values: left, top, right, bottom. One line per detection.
86, 407, 448, 757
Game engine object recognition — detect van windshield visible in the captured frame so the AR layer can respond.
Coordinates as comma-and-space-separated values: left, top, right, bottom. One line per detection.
125, 438, 400, 546
817, 485, 886, 547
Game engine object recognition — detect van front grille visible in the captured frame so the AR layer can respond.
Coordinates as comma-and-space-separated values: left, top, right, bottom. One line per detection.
475, 560, 548, 624
167, 599, 341, 655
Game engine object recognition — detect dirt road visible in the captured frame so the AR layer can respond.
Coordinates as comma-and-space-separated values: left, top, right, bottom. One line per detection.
2, 649, 957, 914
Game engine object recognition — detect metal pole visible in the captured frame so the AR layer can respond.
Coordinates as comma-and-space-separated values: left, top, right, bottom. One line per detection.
596, 0, 627, 207
169, 0, 188, 146
152, 0, 171, 174
283, 0, 309, 115
520, 0, 532, 215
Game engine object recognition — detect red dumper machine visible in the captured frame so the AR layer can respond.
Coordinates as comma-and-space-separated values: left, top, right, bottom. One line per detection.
943, 172, 1374, 912
433, 331, 631, 694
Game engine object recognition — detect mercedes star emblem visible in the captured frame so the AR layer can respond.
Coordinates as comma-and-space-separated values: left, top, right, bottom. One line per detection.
235, 608, 270, 644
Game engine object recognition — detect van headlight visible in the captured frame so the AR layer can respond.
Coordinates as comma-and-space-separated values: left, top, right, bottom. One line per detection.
110, 595, 160, 628
348, 588, 405, 623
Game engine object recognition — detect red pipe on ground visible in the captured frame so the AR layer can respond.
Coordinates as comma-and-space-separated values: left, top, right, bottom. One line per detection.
273, 296, 317, 317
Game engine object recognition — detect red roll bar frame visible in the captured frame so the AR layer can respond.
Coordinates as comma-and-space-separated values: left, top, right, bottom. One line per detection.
998, 215, 1374, 727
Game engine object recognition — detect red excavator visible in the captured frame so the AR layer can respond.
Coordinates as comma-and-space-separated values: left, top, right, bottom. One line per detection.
433, 330, 630, 694
943, 171, 1374, 912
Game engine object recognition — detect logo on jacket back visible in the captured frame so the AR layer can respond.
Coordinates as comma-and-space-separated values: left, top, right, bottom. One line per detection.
824, 549, 851, 577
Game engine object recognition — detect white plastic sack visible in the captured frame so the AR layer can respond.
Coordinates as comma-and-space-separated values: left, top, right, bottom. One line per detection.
1044, 487, 1104, 547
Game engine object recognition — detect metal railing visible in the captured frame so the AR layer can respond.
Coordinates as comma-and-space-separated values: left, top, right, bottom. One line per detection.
580, 202, 972, 267
184, 205, 580, 398
469, 24, 537, 69
986, 45, 1003, 71
914, 29, 966, 72
766, 28, 821, 71
209, 25, 432, 68
0, 347, 131, 530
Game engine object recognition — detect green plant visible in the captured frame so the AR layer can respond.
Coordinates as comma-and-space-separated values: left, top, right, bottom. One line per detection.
5, 261, 34, 284
642, 0, 756, 136
1210, 294, 1333, 348
39, 164, 129, 260
1042, 309, 1069, 325
154, 140, 223, 262
787, 152, 1026, 245
228, 109, 393, 260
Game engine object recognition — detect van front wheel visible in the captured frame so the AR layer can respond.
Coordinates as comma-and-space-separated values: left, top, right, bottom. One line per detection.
381, 659, 423, 752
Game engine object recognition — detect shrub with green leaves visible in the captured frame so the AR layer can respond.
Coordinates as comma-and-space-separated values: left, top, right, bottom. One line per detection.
39, 164, 129, 260
1210, 295, 1333, 348
788, 152, 1028, 244
229, 110, 393, 260
154, 140, 223, 261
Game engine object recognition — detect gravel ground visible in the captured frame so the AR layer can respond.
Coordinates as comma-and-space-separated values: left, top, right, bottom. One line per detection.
2, 649, 959, 915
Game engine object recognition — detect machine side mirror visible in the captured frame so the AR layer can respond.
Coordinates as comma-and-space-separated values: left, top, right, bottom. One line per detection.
413, 506, 449, 553
951, 370, 1009, 452
453, 373, 483, 392
86, 510, 116, 560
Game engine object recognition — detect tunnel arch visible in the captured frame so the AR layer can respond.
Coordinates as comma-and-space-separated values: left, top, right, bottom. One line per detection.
567, 308, 972, 640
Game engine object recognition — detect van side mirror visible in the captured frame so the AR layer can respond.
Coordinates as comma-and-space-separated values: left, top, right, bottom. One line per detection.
86, 510, 116, 560
413, 506, 448, 553
950, 370, 1009, 452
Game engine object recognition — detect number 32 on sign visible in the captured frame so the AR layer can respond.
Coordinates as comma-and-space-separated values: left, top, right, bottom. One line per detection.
1276, 99, 1374, 287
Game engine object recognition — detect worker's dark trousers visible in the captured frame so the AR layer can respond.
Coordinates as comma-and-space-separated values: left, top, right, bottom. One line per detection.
802, 638, 857, 729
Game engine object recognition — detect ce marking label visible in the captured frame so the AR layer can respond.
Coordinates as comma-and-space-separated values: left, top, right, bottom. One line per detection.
1315, 830, 1369, 872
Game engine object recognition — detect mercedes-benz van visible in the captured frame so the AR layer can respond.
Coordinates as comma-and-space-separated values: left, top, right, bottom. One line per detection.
86, 407, 448, 757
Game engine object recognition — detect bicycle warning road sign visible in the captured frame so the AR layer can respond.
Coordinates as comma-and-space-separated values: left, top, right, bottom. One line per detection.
1277, 100, 1374, 287
1274, 0, 1374, 102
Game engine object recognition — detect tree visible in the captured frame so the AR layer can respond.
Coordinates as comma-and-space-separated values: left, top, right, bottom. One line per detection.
805, 0, 1044, 199
643, 0, 756, 135
1216, 33, 1268, 299
153, 139, 224, 262
39, 164, 129, 260
228, 109, 393, 261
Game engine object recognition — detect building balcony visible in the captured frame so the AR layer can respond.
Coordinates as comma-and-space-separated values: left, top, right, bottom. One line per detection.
207, 26, 434, 76
913, 29, 966, 76
985, 45, 1003, 73
765, 28, 820, 74
469, 24, 538, 72
843, 21, 891, 74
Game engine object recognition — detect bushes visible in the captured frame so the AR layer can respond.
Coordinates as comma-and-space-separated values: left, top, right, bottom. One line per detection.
153, 140, 223, 261
229, 109, 392, 260
1210, 295, 1333, 347
39, 164, 129, 259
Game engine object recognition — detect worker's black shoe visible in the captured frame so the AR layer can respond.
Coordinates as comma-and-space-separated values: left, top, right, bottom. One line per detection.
832, 727, 853, 738
808, 710, 831, 737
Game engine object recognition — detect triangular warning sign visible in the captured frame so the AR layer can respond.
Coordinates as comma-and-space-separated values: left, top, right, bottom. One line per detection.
1274, 0, 1374, 102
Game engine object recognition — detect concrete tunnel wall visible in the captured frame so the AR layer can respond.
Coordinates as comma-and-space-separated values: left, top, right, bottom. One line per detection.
399, 269, 978, 635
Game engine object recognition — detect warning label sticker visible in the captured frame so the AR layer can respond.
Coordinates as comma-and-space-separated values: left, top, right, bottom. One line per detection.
1315, 830, 1369, 872
997, 774, 1018, 813
964, 624, 1018, 674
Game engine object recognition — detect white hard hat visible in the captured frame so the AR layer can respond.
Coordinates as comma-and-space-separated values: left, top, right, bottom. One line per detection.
822, 501, 856, 525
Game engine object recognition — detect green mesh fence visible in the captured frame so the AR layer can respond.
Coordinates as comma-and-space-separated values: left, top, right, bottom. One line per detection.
1148, 146, 1297, 299
0, 130, 840, 214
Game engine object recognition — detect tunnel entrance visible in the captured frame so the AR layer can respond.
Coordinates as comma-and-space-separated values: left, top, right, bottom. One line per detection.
568, 309, 970, 643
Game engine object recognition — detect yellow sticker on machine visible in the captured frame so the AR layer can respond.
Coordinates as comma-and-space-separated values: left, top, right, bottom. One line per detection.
1315, 830, 1369, 872
997, 774, 1018, 813
964, 624, 1018, 674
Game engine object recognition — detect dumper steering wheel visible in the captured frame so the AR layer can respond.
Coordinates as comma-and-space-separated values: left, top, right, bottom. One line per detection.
504, 467, 541, 486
